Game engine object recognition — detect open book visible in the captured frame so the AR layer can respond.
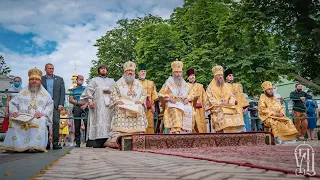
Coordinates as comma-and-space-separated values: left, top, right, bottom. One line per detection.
11, 113, 34, 123
118, 98, 141, 114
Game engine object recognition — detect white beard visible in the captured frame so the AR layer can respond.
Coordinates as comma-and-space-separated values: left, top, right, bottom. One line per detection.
124, 74, 135, 83
139, 75, 146, 81
173, 76, 183, 86
28, 85, 41, 93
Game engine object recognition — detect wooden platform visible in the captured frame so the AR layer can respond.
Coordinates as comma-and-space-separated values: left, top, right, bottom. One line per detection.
106, 132, 275, 151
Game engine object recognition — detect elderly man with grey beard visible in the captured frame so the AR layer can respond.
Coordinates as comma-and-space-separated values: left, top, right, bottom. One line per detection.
159, 60, 193, 134
2, 67, 53, 152
110, 61, 148, 134
205, 65, 244, 133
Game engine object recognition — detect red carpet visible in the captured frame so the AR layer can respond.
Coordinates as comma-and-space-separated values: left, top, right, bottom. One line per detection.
135, 145, 320, 178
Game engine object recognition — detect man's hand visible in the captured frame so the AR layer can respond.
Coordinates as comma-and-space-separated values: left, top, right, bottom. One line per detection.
183, 99, 189, 105
103, 90, 111, 94
220, 103, 232, 107
34, 112, 44, 119
117, 101, 124, 105
169, 98, 176, 104
253, 106, 258, 109
81, 103, 88, 110
89, 102, 94, 109
12, 112, 19, 118
300, 97, 306, 101
275, 113, 284, 117
58, 105, 63, 111
135, 101, 143, 104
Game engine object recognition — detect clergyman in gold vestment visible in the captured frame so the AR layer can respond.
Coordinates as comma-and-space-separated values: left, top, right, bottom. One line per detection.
159, 61, 191, 133
137, 63, 158, 134
224, 69, 249, 131
186, 68, 207, 133
205, 65, 244, 133
258, 81, 298, 144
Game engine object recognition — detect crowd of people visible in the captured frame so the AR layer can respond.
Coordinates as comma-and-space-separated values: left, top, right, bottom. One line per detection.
1, 60, 319, 152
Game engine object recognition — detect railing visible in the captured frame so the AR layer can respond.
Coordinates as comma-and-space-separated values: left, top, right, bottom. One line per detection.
0, 90, 88, 120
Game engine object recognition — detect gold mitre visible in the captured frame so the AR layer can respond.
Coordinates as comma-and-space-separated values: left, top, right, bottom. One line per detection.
212, 65, 224, 76
28, 67, 42, 80
171, 61, 183, 72
261, 81, 273, 91
123, 61, 136, 72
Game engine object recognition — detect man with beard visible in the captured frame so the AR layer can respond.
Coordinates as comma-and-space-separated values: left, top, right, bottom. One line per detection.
69, 75, 88, 147
137, 63, 158, 134
205, 65, 244, 133
159, 61, 193, 134
186, 68, 207, 133
110, 61, 148, 134
259, 81, 298, 144
224, 69, 249, 132
2, 68, 53, 152
41, 63, 65, 150
290, 83, 311, 141
81, 65, 115, 148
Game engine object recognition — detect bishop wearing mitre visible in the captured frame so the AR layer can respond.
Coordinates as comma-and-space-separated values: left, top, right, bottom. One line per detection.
2, 68, 53, 152
110, 61, 148, 134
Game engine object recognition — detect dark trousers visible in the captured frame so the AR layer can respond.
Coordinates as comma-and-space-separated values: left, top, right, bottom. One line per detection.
73, 106, 88, 146
48, 108, 60, 146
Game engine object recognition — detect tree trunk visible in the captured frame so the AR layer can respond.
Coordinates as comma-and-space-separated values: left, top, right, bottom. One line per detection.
289, 73, 320, 90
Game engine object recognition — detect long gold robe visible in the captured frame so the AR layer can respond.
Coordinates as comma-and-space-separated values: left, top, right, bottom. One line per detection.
138, 79, 158, 134
258, 94, 298, 141
159, 77, 190, 133
230, 83, 249, 109
205, 81, 244, 132
188, 82, 207, 133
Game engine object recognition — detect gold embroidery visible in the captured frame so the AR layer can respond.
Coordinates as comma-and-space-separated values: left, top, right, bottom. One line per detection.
24, 138, 30, 144
36, 135, 41, 140
21, 90, 29, 96
11, 136, 17, 142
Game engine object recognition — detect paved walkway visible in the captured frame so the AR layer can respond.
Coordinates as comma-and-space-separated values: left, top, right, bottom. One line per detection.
31, 148, 317, 180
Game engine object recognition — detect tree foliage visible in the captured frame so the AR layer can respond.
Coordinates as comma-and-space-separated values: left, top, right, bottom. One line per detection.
91, 0, 320, 95
91, 15, 164, 80
0, 55, 11, 76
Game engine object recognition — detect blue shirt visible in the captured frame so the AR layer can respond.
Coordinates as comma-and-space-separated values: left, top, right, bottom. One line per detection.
46, 75, 54, 98
70, 86, 86, 101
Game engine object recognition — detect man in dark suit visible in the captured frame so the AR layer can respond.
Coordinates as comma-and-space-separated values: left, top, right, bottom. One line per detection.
42, 63, 65, 149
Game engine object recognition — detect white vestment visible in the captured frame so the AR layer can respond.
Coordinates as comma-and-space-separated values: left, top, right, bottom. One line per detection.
110, 77, 148, 133
81, 77, 115, 140
2, 85, 53, 152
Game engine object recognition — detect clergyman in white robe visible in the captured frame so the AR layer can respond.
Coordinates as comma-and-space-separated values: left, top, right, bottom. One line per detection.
2, 85, 53, 152
81, 76, 115, 141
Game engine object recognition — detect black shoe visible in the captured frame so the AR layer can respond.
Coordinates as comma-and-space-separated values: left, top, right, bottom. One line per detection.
46, 144, 51, 150
52, 145, 62, 149
75, 144, 80, 148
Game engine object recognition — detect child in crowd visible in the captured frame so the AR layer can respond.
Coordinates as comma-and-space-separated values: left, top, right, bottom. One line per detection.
59, 107, 69, 146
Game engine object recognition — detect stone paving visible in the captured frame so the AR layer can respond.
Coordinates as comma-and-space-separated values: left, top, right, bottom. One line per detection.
31, 147, 319, 180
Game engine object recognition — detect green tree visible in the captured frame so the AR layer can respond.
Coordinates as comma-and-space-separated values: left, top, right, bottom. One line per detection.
91, 15, 164, 80
238, 0, 320, 91
135, 23, 187, 89
0, 55, 11, 76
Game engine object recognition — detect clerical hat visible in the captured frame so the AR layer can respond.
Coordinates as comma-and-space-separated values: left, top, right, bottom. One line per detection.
224, 69, 233, 79
186, 68, 195, 77
138, 63, 147, 71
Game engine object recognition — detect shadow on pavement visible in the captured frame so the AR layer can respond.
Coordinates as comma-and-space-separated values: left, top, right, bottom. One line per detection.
0, 147, 73, 180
